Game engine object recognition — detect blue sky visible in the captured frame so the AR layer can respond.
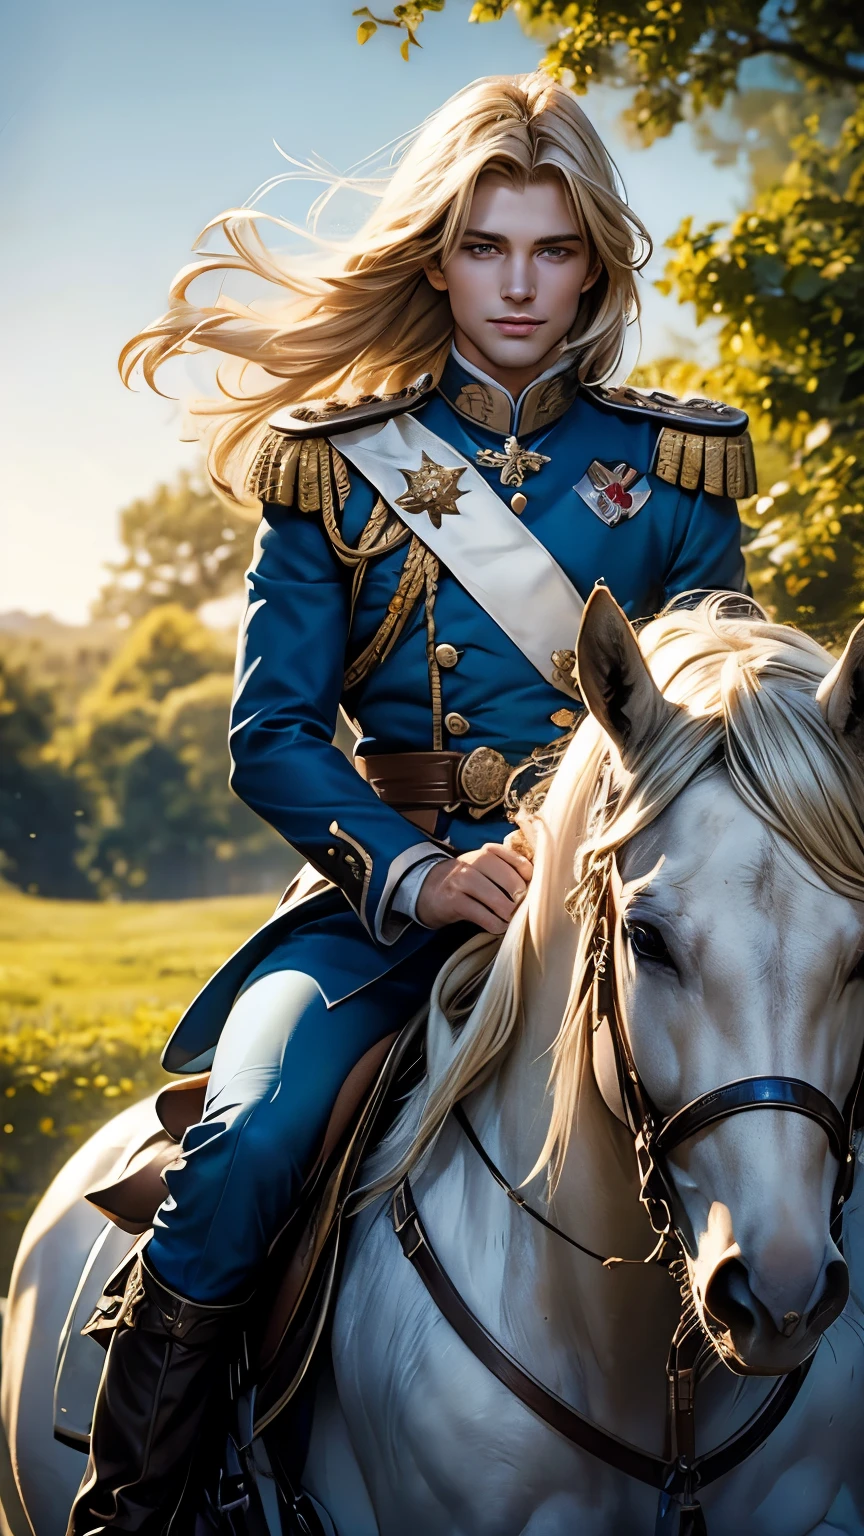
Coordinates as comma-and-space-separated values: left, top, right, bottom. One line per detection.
0, 0, 749, 621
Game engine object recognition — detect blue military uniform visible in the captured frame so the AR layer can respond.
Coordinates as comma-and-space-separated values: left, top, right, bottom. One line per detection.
147, 349, 751, 1302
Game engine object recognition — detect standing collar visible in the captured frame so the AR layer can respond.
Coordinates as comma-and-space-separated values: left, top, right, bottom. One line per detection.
438, 345, 580, 436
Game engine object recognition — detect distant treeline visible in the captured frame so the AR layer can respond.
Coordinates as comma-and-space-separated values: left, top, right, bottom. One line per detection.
0, 475, 296, 901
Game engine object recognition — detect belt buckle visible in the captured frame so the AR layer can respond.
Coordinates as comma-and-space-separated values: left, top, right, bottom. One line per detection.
456, 747, 510, 813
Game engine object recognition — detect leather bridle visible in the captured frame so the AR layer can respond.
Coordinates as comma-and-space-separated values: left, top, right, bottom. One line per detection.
591, 880, 864, 1258
391, 861, 864, 1535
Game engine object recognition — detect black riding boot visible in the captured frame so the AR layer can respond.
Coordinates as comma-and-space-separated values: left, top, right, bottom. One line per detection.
68, 1251, 245, 1536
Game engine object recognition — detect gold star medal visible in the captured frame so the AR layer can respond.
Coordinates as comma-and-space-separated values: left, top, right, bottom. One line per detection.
395, 452, 467, 529
475, 435, 551, 488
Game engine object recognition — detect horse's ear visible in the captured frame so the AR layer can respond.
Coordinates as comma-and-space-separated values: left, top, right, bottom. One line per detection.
816, 619, 864, 756
576, 585, 676, 760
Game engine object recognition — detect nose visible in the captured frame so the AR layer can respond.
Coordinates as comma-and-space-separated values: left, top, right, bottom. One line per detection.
704, 1254, 848, 1372
501, 256, 535, 305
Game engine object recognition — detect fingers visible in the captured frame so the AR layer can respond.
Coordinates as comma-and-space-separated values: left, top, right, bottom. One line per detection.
416, 841, 534, 933
485, 841, 535, 877
469, 873, 520, 924
454, 896, 509, 936
472, 847, 532, 904
449, 862, 526, 926
504, 827, 535, 862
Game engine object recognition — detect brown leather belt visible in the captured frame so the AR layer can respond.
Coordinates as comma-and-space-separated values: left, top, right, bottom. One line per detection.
356, 747, 512, 825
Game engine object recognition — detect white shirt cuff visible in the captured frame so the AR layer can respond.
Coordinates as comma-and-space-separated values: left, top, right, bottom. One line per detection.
391, 854, 449, 922
376, 852, 450, 943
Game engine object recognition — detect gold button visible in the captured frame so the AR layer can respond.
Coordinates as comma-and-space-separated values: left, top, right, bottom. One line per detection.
510, 492, 527, 515
445, 711, 470, 737
550, 708, 578, 729
435, 642, 459, 669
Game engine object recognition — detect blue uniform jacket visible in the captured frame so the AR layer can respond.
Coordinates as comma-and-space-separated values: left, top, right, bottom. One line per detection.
164, 351, 747, 1071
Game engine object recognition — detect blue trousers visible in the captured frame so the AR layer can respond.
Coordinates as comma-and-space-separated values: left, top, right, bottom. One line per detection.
148, 932, 458, 1302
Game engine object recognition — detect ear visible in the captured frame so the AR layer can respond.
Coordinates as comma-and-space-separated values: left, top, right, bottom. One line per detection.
580, 255, 604, 294
816, 619, 864, 756
423, 261, 449, 293
576, 584, 677, 760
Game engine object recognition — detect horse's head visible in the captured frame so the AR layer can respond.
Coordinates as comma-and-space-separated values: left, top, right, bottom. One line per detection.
576, 587, 864, 1377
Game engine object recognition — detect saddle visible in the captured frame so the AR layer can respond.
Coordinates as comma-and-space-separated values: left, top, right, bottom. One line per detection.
74, 1014, 425, 1439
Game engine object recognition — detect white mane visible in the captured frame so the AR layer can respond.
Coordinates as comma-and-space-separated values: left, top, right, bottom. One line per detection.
365, 595, 864, 1195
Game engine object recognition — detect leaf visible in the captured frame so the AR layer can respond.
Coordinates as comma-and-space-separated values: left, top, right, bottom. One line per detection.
788, 266, 824, 302
750, 254, 787, 294
357, 19, 377, 43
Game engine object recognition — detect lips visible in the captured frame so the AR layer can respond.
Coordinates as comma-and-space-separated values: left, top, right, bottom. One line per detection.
490, 317, 545, 335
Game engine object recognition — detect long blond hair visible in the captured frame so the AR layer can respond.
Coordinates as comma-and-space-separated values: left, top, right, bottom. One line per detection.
364, 595, 864, 1198
120, 72, 651, 504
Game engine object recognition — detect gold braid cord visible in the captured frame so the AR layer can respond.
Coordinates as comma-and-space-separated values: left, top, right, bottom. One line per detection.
655, 428, 758, 498
423, 552, 443, 751
249, 430, 434, 697
343, 535, 429, 692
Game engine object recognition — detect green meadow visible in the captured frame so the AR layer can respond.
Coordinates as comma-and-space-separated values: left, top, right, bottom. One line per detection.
0, 886, 278, 1290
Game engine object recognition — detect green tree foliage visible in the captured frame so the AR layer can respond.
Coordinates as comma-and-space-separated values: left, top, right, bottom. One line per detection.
62, 607, 291, 900
362, 0, 864, 636
0, 660, 91, 898
659, 113, 864, 633
96, 472, 255, 623
0, 495, 288, 903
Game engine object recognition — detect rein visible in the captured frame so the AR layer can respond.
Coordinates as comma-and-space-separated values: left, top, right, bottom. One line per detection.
391, 1173, 815, 1531
391, 874, 864, 1534
451, 1102, 666, 1268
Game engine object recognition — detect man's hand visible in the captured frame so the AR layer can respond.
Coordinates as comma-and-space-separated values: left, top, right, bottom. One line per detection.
415, 842, 534, 935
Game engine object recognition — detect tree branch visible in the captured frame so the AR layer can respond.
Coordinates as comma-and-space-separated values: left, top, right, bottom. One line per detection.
742, 31, 864, 86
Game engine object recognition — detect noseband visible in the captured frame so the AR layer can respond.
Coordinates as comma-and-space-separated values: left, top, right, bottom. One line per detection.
592, 892, 864, 1253
391, 874, 864, 1536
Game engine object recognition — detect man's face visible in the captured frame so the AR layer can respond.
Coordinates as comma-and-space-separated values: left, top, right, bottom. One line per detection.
426, 171, 599, 393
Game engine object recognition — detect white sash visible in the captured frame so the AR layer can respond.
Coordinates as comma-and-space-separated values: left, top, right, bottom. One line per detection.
335, 414, 584, 692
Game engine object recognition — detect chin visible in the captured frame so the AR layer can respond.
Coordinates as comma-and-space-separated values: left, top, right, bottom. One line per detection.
476, 332, 562, 376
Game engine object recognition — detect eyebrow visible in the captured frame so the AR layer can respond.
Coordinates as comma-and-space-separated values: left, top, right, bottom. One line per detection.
463, 227, 584, 245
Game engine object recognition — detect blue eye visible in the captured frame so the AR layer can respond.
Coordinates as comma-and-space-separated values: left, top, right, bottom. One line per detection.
626, 922, 674, 968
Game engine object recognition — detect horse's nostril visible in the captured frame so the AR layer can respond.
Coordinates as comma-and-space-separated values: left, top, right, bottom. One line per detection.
706, 1255, 849, 1351
704, 1258, 757, 1338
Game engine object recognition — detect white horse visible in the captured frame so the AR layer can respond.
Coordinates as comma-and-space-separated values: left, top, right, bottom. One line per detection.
5, 589, 864, 1536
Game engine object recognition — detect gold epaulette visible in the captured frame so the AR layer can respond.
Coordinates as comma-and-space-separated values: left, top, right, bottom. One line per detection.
247, 433, 351, 513
264, 372, 434, 441
655, 426, 758, 499
583, 382, 758, 498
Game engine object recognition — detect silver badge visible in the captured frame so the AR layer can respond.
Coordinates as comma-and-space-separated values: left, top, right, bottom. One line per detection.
574, 460, 651, 527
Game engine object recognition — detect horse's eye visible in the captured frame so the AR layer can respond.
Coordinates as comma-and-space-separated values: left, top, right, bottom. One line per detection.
626, 921, 674, 968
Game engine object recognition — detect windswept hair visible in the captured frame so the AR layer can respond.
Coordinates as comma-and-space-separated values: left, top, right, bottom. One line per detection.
120, 72, 651, 504
364, 595, 864, 1198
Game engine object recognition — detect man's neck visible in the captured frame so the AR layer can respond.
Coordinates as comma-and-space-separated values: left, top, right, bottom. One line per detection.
452, 328, 566, 400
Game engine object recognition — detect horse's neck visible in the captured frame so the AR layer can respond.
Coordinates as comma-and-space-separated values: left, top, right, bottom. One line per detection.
464, 923, 681, 1450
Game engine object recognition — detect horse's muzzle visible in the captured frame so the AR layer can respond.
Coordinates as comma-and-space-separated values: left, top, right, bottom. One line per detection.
701, 1252, 849, 1375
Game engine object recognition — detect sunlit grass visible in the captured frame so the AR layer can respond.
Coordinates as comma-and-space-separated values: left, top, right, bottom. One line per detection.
0, 887, 277, 1015
0, 886, 279, 1288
